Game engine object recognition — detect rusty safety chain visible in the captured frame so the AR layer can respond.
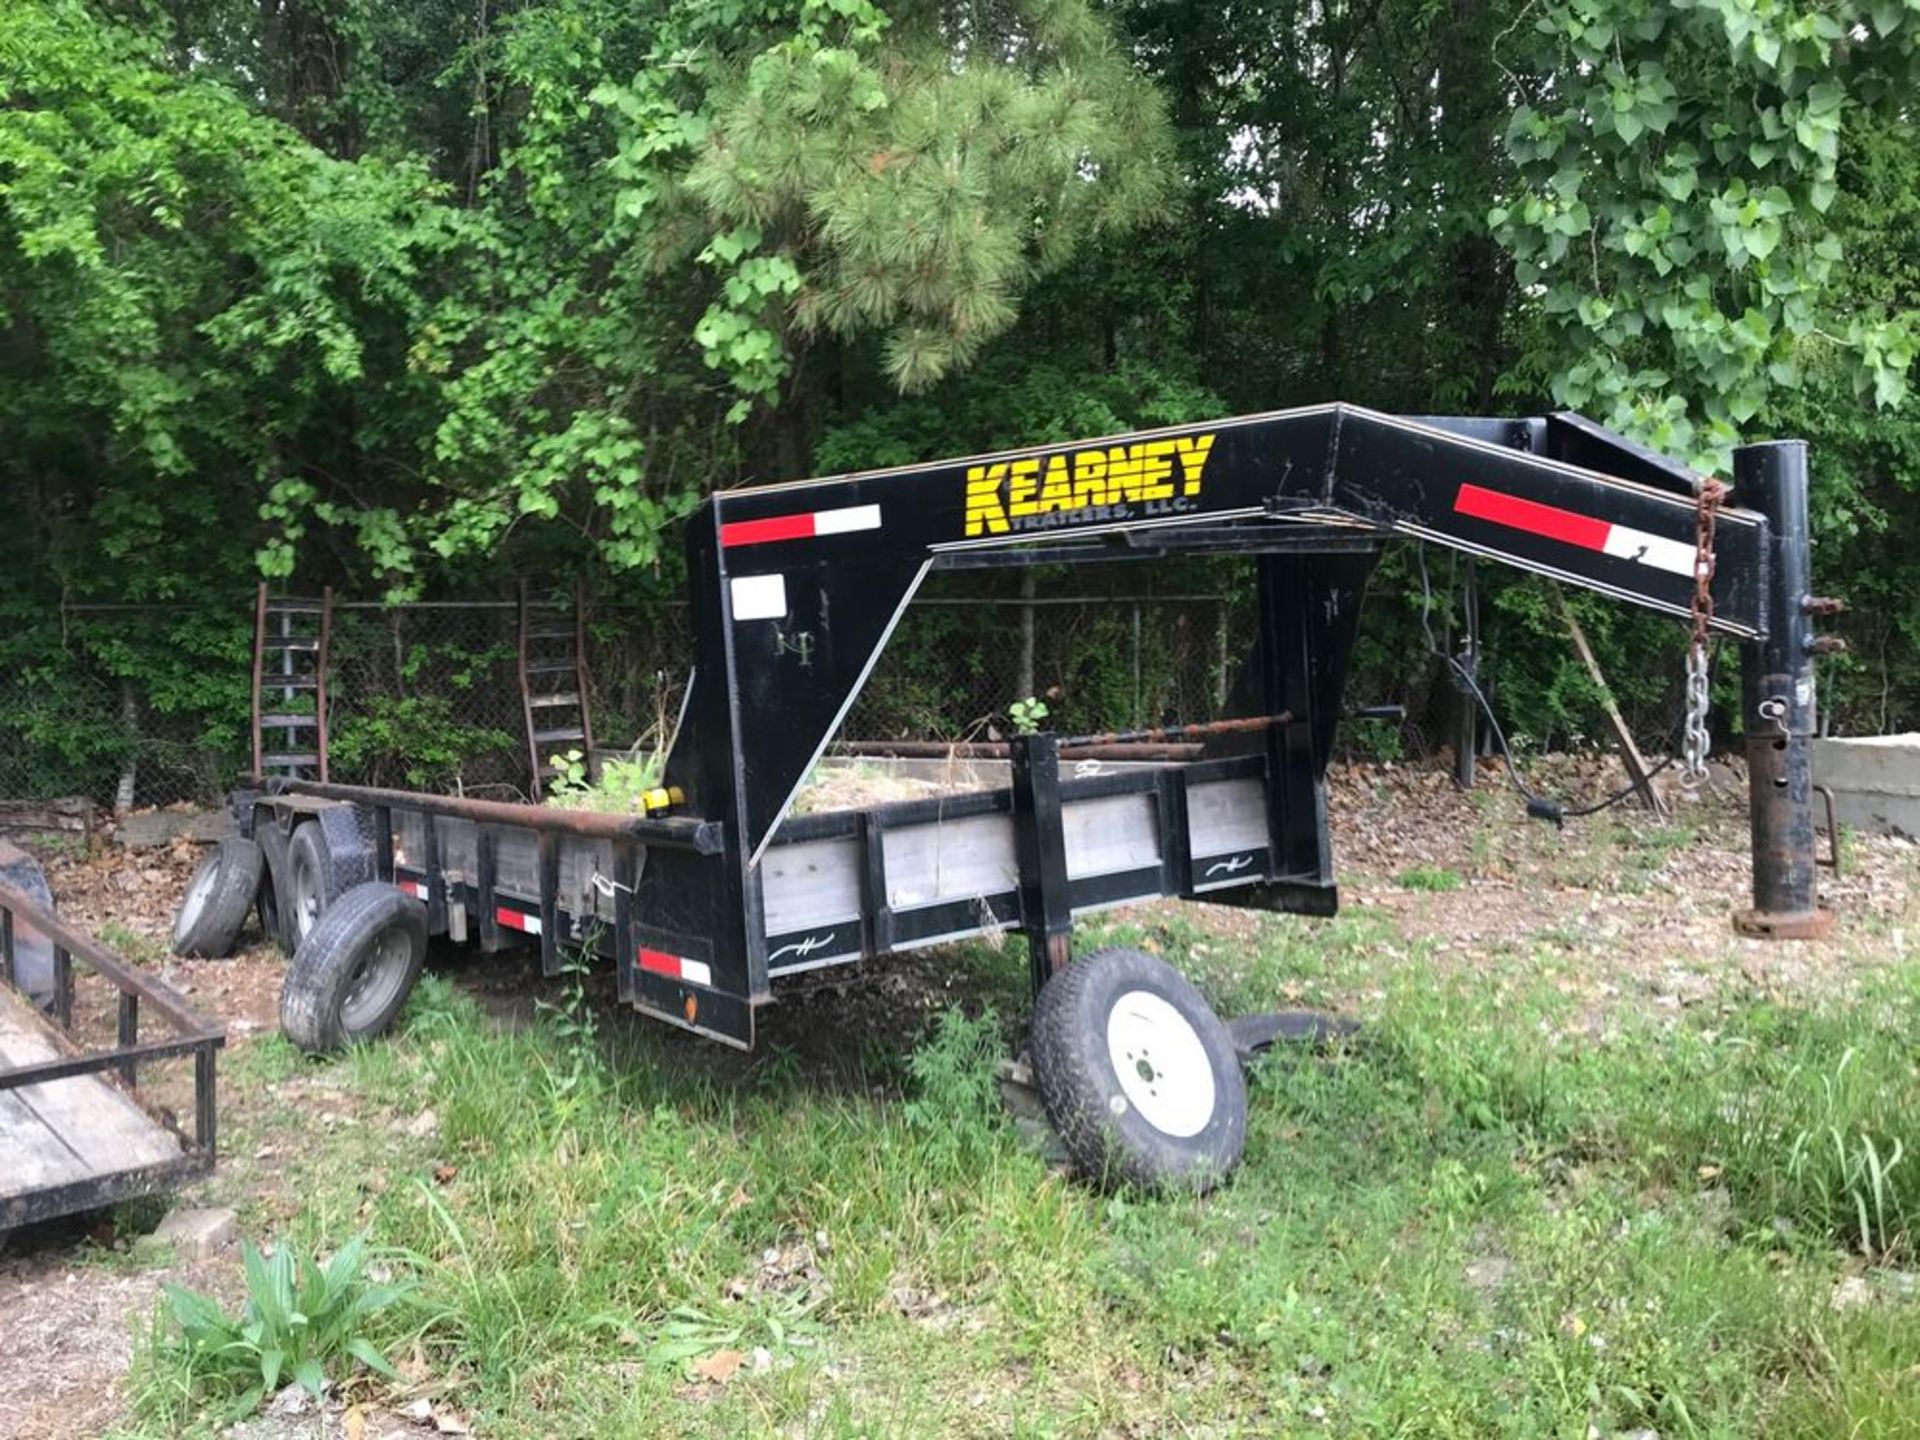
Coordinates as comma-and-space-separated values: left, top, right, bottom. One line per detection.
1680, 476, 1730, 787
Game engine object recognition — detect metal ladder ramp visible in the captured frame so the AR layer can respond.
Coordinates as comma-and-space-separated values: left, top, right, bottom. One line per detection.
517, 581, 596, 800
251, 583, 333, 782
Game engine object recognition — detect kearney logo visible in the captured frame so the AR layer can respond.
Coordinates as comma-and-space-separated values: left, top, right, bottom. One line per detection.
964, 433, 1217, 538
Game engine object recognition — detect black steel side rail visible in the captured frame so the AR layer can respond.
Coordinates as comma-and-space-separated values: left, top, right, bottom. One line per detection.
0, 879, 225, 1228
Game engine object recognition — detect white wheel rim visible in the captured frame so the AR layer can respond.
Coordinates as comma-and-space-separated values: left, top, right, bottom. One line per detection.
1104, 989, 1216, 1138
174, 861, 217, 941
293, 860, 321, 942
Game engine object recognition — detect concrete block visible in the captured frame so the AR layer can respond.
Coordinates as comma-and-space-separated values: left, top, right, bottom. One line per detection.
152, 1206, 238, 1259
1813, 734, 1920, 838
115, 808, 235, 850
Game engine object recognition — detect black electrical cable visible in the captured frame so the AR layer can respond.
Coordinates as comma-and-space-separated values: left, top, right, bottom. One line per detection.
1414, 542, 1709, 826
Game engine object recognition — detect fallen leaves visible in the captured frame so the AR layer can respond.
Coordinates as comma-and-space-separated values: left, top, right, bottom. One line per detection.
690, 1348, 745, 1385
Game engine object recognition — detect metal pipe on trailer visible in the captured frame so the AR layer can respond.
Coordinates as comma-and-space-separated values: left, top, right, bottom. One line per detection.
255, 777, 726, 854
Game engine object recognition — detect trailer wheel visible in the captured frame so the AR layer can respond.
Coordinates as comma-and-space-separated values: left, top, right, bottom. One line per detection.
280, 881, 427, 1054
1030, 947, 1247, 1194
171, 838, 264, 959
286, 821, 352, 950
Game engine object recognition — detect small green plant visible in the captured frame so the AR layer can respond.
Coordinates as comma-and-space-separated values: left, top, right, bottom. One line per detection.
546, 748, 666, 812
904, 1006, 1010, 1176
1009, 695, 1050, 735
546, 747, 590, 797
1346, 716, 1405, 762
644, 1289, 823, 1378
147, 1234, 406, 1420
534, 938, 606, 1103
1395, 864, 1464, 892
329, 695, 514, 791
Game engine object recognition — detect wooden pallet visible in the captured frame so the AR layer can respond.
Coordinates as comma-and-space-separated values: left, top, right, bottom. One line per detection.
0, 989, 184, 1216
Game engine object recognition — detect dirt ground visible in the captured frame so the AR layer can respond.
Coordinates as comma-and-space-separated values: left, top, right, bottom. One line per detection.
2, 760, 1913, 1439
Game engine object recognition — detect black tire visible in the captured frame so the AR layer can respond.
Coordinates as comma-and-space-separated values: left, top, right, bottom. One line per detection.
0, 842, 58, 1006
1030, 947, 1247, 1194
286, 820, 352, 951
171, 838, 264, 959
280, 881, 427, 1054
258, 870, 284, 954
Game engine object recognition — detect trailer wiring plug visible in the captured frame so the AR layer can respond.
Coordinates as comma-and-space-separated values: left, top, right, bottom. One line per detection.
1415, 543, 1693, 828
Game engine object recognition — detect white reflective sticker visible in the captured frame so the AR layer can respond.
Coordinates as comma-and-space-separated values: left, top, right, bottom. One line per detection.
730, 573, 788, 622
812, 504, 882, 536
1601, 525, 1695, 577
680, 959, 713, 987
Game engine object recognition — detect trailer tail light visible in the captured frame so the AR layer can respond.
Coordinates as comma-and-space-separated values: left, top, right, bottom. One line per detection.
719, 503, 881, 548
1454, 483, 1695, 577
637, 947, 712, 988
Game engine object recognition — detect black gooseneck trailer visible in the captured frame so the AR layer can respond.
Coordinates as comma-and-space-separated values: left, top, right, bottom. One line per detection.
208, 404, 1838, 1188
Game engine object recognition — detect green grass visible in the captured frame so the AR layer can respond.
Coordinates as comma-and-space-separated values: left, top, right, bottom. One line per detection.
115, 899, 1920, 1436
96, 920, 170, 966
1395, 863, 1465, 892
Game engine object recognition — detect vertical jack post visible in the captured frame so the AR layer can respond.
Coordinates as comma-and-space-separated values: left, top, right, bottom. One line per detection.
1734, 440, 1833, 940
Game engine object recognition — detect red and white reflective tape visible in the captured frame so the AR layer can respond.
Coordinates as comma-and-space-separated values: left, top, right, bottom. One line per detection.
1454, 483, 1695, 578
398, 878, 428, 901
637, 947, 713, 988
720, 503, 881, 549
496, 907, 542, 935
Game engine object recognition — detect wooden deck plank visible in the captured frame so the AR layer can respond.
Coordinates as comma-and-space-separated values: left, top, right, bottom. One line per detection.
0, 1091, 99, 1194
0, 990, 182, 1203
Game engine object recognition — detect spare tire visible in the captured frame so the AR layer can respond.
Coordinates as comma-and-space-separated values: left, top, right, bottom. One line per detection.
280, 881, 427, 1054
172, 837, 264, 959
1030, 946, 1247, 1194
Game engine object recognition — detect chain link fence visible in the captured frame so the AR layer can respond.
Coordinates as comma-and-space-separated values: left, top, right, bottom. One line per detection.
0, 580, 1250, 811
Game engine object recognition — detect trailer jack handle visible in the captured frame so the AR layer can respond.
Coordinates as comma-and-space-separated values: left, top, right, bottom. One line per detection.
1814, 784, 1842, 875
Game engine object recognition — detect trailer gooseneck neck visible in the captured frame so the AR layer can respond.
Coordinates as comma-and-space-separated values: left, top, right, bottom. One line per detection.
252, 403, 1838, 1056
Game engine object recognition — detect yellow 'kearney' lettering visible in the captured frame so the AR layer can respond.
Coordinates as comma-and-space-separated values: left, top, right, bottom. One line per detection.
1175, 433, 1214, 495
1072, 450, 1106, 505
963, 431, 1221, 537
965, 464, 1010, 535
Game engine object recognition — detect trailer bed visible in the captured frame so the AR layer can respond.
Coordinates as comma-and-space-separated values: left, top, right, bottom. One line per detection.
0, 874, 224, 1230
377, 755, 1281, 981
0, 988, 186, 1216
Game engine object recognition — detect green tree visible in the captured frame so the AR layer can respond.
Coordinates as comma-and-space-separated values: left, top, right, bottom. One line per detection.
1493, 0, 1920, 468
